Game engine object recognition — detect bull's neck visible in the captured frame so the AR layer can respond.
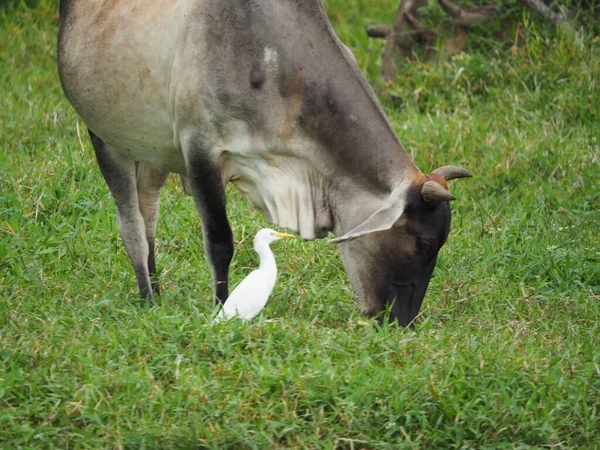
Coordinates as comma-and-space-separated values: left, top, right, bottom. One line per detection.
223, 130, 416, 241
323, 145, 418, 238
221, 94, 419, 241
305, 98, 419, 238
294, 57, 419, 213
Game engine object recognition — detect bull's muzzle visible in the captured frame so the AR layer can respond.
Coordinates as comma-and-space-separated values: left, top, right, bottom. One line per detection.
387, 270, 433, 327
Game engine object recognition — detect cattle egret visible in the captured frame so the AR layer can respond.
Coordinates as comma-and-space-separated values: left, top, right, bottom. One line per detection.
215, 228, 295, 322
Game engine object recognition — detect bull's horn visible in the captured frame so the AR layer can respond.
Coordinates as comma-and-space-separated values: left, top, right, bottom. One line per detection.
421, 181, 455, 204
432, 165, 472, 180
329, 182, 409, 244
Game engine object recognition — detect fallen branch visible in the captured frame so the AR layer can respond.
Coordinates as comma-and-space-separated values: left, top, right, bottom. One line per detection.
365, 24, 393, 38
438, 0, 498, 27
522, 0, 568, 24
403, 12, 437, 45
366, 0, 569, 79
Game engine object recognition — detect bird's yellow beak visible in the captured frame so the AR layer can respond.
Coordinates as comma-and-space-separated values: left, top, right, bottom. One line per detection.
273, 232, 295, 239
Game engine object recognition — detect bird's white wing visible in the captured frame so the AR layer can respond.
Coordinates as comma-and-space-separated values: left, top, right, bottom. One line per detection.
219, 269, 275, 321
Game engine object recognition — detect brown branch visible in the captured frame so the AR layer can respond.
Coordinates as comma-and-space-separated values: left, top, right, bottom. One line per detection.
521, 0, 568, 24
437, 0, 462, 17
437, 0, 498, 27
381, 0, 429, 79
392, 0, 429, 29
403, 12, 437, 45
365, 0, 553, 79
365, 24, 393, 38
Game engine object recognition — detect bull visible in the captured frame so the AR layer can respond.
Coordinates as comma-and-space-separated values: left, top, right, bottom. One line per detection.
57, 0, 471, 325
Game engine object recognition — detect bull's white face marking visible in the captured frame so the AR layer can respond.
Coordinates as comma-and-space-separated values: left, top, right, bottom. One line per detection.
263, 47, 279, 72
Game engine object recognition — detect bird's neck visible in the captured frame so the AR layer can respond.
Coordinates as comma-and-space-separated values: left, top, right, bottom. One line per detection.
256, 244, 277, 273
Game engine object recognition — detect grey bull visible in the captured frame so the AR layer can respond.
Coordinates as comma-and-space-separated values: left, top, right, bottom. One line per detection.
57, 0, 471, 325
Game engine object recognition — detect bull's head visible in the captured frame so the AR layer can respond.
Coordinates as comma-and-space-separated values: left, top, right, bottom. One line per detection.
330, 165, 471, 326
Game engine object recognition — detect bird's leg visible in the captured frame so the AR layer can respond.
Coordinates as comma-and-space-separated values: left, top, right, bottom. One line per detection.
183, 138, 234, 306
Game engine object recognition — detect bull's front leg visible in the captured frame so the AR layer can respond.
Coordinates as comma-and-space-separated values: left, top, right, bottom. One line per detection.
183, 141, 234, 305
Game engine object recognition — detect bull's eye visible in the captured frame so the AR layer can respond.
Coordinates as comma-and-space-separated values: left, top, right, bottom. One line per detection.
418, 238, 432, 251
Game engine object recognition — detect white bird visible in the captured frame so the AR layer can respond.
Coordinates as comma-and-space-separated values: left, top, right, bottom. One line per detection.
215, 228, 295, 322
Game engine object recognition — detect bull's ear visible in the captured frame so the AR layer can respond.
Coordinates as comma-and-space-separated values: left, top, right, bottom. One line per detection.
329, 182, 408, 244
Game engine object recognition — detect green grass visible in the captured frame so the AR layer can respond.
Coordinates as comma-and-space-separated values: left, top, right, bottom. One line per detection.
1, 1, 599, 448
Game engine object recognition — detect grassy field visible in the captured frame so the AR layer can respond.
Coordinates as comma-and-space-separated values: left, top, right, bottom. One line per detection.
1, 0, 599, 448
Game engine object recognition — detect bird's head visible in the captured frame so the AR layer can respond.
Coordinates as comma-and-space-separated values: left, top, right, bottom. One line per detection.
254, 228, 296, 249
